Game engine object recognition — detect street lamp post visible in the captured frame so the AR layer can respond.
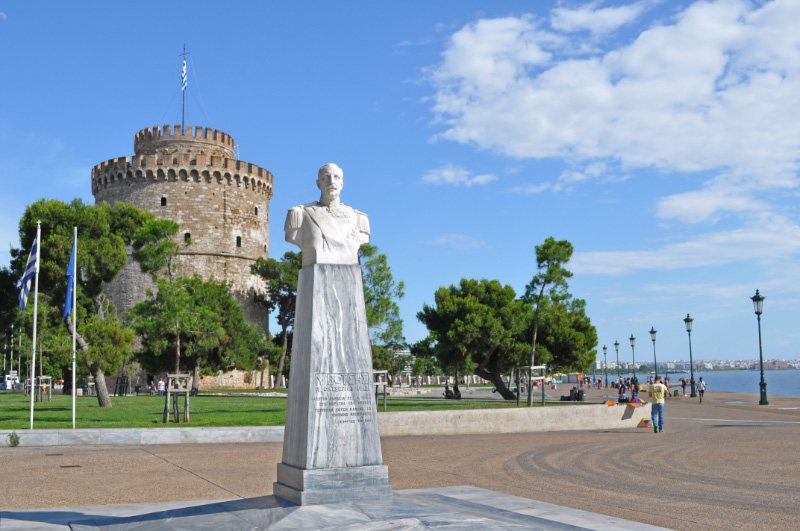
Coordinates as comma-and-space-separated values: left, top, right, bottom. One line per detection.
649, 327, 658, 379
751, 290, 769, 405
629, 334, 636, 380
683, 314, 697, 397
602, 345, 608, 388
614, 340, 620, 381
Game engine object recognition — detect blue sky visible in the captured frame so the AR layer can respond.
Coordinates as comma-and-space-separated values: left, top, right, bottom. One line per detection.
1, 1, 799, 365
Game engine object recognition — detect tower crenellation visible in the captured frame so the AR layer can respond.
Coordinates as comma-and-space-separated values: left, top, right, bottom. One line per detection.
133, 124, 235, 157
93, 124, 273, 331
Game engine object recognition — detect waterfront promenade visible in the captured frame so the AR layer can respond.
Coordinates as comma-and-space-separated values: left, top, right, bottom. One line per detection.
1, 389, 798, 530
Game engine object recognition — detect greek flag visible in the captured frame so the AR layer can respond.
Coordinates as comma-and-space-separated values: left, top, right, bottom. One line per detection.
181, 59, 188, 92
18, 233, 39, 316
62, 234, 76, 321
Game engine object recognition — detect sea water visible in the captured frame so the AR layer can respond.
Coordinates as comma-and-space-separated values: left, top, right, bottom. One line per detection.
604, 369, 799, 398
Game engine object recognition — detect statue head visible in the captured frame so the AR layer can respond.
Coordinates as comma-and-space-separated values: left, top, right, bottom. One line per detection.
317, 163, 343, 205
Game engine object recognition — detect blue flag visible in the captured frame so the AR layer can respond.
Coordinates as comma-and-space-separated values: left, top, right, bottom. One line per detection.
62, 235, 76, 321
18, 234, 39, 316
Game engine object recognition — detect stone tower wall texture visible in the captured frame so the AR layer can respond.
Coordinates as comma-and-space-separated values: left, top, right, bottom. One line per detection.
92, 124, 273, 331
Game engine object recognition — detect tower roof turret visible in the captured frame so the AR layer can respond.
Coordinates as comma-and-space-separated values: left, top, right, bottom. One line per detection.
134, 125, 235, 157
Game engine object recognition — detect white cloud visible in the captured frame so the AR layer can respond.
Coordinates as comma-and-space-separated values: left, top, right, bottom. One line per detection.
422, 163, 497, 186
428, 0, 800, 220
510, 161, 610, 193
427, 233, 486, 250
511, 182, 551, 194
571, 214, 800, 276
655, 178, 771, 223
0, 12, 6, 21
550, 1, 651, 35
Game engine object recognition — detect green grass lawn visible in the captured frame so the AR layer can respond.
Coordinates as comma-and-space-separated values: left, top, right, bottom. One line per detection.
0, 394, 288, 430
0, 392, 551, 430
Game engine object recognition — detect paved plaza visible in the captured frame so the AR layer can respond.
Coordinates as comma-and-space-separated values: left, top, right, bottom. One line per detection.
1, 389, 799, 530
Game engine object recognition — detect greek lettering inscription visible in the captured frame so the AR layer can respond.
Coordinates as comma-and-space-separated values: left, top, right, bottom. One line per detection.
313, 372, 374, 424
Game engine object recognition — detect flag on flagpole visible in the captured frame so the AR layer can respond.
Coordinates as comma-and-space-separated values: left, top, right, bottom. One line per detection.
18, 233, 39, 316
27, 222, 42, 430
181, 59, 188, 92
62, 235, 76, 321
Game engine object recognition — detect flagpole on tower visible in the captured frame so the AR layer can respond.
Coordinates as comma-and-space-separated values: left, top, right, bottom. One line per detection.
180, 45, 189, 130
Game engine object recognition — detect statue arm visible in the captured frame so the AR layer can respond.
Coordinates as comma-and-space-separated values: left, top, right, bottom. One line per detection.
284, 207, 304, 246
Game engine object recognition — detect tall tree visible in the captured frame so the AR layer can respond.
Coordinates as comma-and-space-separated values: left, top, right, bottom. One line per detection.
523, 237, 573, 404
359, 244, 405, 348
359, 244, 405, 380
129, 275, 267, 395
131, 218, 186, 373
521, 238, 597, 393
7, 199, 149, 407
251, 251, 301, 387
417, 278, 528, 400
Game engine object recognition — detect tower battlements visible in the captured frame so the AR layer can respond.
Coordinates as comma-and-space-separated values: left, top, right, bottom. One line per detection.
92, 153, 274, 193
134, 125, 235, 157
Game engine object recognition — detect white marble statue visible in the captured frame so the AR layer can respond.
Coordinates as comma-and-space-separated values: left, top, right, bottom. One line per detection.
274, 162, 390, 505
285, 163, 370, 267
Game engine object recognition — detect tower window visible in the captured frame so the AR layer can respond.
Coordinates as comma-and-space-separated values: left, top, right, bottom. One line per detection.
161, 197, 167, 207
236, 236, 242, 248
184, 233, 191, 243
254, 207, 258, 216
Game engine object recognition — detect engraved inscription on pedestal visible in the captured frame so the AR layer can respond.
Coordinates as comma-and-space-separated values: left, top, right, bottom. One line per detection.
314, 372, 374, 425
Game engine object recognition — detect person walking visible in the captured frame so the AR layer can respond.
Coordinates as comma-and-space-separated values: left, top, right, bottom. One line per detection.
681, 378, 687, 397
697, 377, 706, 403
649, 376, 669, 433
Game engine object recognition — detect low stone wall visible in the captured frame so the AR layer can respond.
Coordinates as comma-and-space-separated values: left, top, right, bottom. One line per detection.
0, 426, 285, 447
0, 404, 646, 447
376, 404, 647, 437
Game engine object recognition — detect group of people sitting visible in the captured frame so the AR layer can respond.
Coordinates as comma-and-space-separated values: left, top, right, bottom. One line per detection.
443, 382, 462, 400
614, 376, 640, 403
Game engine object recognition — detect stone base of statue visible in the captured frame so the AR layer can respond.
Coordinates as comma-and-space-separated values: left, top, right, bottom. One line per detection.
273, 264, 391, 505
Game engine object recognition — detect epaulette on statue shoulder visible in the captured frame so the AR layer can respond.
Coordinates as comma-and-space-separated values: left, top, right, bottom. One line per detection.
354, 209, 370, 233
285, 205, 308, 231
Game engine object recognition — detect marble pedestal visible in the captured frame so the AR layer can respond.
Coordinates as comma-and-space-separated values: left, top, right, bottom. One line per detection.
273, 264, 391, 505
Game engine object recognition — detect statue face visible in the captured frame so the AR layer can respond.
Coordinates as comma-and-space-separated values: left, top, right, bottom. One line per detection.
317, 166, 343, 203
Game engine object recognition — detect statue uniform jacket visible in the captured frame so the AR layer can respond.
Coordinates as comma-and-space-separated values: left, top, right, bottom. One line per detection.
285, 202, 370, 268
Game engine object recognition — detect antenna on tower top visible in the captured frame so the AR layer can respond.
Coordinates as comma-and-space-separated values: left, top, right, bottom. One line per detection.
179, 44, 191, 130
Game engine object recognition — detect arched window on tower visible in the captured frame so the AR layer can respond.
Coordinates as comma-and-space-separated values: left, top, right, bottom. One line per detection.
184, 233, 191, 243
161, 197, 167, 207
236, 236, 242, 248
254, 206, 258, 216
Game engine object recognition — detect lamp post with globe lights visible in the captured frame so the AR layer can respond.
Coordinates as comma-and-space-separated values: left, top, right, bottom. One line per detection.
683, 314, 697, 397
602, 345, 608, 388
614, 340, 620, 381
629, 335, 636, 380
649, 327, 659, 379
750, 290, 768, 405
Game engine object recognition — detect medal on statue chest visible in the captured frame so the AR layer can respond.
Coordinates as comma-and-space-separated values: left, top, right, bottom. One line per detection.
324, 206, 359, 241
